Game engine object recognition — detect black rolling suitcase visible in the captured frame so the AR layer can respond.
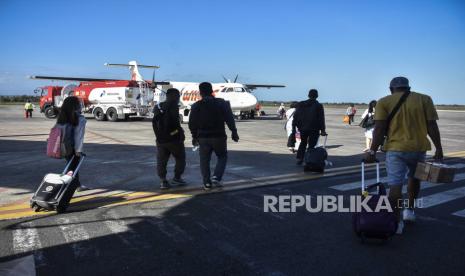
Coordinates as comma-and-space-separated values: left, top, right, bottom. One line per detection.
30, 154, 86, 213
352, 161, 398, 242
304, 135, 328, 173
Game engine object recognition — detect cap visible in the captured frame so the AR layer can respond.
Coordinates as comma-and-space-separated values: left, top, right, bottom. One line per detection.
390, 77, 410, 89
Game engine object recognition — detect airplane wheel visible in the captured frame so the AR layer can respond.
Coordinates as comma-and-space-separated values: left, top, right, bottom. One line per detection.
106, 107, 118, 122
93, 107, 107, 121
44, 106, 57, 119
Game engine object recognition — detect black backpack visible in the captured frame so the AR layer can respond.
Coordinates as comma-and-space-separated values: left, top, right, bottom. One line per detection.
153, 103, 182, 142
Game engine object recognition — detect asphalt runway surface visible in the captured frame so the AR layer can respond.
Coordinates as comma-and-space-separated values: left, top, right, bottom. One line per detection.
0, 105, 464, 275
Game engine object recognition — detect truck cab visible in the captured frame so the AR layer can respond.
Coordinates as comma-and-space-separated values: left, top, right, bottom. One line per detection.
34, 86, 63, 118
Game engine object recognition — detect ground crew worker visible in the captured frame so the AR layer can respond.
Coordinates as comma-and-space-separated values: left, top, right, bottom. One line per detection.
24, 100, 34, 118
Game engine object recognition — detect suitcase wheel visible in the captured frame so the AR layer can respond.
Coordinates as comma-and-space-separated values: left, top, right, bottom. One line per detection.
31, 203, 41, 212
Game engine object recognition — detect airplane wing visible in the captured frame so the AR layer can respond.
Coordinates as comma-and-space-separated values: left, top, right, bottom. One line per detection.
29, 75, 170, 86
29, 75, 123, 82
244, 84, 285, 91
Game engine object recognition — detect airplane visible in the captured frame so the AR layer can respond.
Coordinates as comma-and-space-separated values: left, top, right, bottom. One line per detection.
30, 61, 285, 122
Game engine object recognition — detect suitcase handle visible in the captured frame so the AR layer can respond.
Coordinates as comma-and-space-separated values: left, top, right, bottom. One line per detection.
62, 153, 86, 177
361, 160, 380, 192
318, 135, 328, 149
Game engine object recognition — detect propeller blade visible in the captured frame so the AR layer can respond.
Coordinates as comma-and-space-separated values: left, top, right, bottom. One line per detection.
151, 70, 156, 88
222, 75, 228, 83
234, 74, 239, 83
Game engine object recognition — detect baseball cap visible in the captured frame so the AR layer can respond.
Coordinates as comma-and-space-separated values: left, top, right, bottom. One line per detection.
389, 77, 410, 89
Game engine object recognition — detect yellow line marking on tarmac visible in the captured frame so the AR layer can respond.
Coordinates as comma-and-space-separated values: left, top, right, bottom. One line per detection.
1, 150, 464, 220
446, 151, 465, 158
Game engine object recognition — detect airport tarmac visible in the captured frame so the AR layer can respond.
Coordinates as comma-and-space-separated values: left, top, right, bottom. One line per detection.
1, 104, 465, 275
0, 104, 464, 220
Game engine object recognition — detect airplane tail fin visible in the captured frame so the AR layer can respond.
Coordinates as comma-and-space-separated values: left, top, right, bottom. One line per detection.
104, 61, 160, 82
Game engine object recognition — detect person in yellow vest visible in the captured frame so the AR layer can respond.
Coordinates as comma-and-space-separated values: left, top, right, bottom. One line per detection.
24, 100, 34, 118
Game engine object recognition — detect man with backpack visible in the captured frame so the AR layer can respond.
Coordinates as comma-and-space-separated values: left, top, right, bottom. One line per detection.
292, 89, 327, 165
189, 82, 239, 190
152, 88, 186, 190
365, 77, 443, 234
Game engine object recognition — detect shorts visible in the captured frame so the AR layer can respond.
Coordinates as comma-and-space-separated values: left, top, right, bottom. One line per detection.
386, 151, 426, 186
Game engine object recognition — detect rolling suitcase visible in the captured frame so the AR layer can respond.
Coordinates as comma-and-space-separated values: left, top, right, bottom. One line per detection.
304, 135, 327, 173
30, 154, 86, 213
352, 161, 398, 242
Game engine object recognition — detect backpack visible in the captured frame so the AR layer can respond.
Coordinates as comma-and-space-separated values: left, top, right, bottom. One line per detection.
153, 103, 183, 142
46, 124, 74, 159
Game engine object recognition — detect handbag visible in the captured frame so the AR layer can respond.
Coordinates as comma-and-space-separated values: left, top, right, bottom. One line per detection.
360, 113, 375, 128
287, 133, 296, 148
380, 92, 411, 151
343, 115, 350, 123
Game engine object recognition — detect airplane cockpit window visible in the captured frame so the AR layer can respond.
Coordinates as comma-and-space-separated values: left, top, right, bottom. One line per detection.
221, 87, 228, 92
226, 87, 234, 92
234, 87, 246, 92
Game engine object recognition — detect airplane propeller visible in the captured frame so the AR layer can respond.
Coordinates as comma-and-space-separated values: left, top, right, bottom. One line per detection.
151, 69, 156, 89
222, 74, 239, 83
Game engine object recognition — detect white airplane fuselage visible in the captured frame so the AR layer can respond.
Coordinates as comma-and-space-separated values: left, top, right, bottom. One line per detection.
154, 82, 258, 113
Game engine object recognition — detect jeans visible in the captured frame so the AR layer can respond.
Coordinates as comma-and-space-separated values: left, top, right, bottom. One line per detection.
296, 130, 320, 160
156, 142, 186, 179
386, 151, 426, 186
199, 137, 228, 184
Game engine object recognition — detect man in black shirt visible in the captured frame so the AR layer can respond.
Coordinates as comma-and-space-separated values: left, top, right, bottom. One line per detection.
292, 89, 327, 165
189, 82, 239, 190
152, 88, 186, 189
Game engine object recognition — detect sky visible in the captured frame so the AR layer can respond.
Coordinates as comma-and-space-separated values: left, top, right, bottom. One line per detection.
0, 0, 464, 104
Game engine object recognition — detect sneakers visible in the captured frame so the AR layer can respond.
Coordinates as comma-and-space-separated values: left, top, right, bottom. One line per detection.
203, 182, 212, 191
211, 176, 223, 188
403, 208, 416, 222
171, 178, 187, 186
396, 220, 404, 235
76, 185, 90, 192
160, 179, 171, 190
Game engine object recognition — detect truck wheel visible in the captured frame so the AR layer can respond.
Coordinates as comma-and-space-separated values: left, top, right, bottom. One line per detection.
93, 107, 107, 121
106, 107, 118, 122
44, 106, 57, 119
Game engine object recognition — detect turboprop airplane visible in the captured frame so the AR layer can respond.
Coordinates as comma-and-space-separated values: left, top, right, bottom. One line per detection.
152, 75, 285, 122
30, 61, 285, 122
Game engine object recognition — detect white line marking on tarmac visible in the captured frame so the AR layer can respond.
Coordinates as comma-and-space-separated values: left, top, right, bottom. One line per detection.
452, 209, 465, 218
56, 217, 93, 259
330, 178, 387, 191
421, 186, 465, 208
452, 163, 465, 169
102, 160, 123, 164
12, 222, 46, 267
330, 166, 465, 192
240, 199, 284, 220
196, 222, 209, 231
229, 166, 254, 171
103, 211, 132, 247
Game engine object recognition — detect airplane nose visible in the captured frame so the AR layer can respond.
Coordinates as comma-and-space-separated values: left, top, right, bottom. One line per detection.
248, 94, 257, 107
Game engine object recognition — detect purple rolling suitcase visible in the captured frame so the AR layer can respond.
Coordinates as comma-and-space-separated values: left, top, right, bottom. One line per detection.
352, 161, 398, 242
